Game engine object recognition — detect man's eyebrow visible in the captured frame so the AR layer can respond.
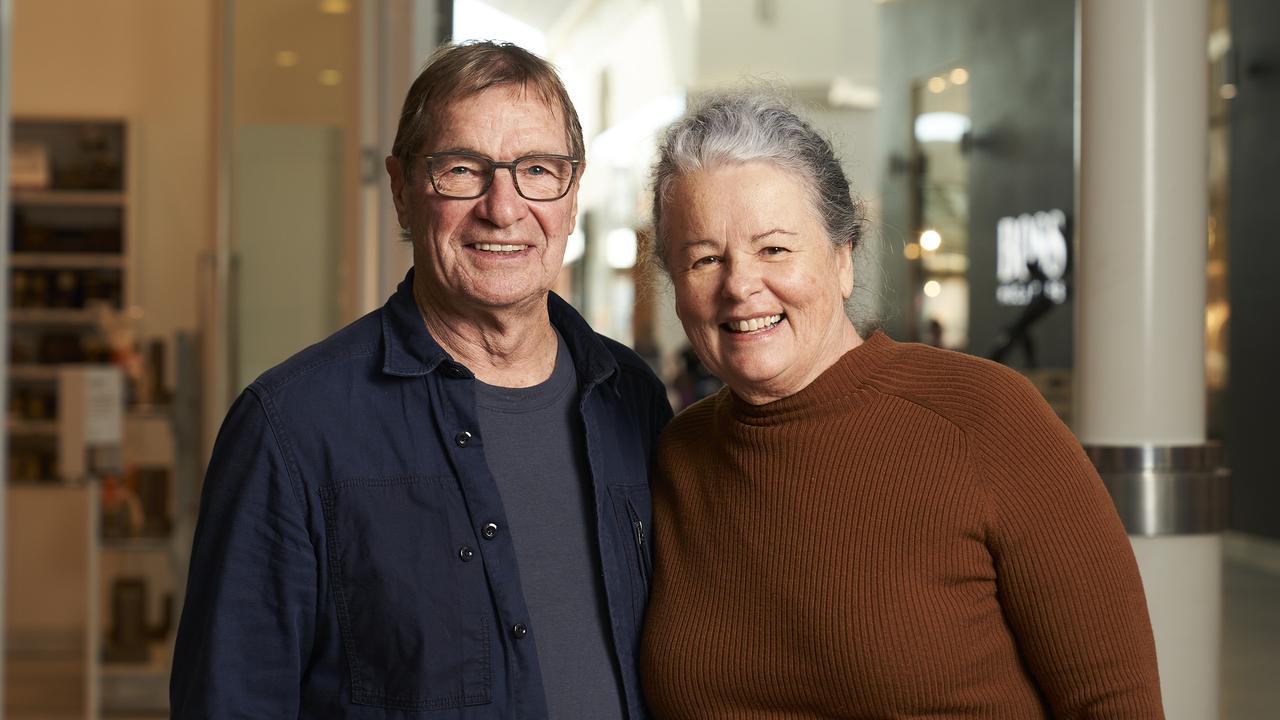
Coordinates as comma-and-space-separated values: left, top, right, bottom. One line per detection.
751, 228, 797, 242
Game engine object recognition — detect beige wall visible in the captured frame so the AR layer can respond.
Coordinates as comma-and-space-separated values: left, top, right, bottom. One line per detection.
11, 0, 216, 367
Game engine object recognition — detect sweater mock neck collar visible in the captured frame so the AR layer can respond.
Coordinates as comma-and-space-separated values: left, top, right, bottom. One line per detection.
727, 329, 896, 425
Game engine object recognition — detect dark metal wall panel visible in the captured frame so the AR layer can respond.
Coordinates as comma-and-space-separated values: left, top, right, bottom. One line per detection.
1228, 0, 1280, 539
878, 0, 1076, 367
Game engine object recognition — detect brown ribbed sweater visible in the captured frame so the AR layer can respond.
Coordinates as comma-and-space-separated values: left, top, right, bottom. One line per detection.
641, 331, 1164, 719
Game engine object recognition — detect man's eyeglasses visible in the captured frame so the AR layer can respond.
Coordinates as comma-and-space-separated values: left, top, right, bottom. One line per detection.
414, 152, 581, 201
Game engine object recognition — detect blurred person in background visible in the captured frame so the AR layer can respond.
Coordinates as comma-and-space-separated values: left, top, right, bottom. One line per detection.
172, 41, 671, 718
640, 93, 1164, 719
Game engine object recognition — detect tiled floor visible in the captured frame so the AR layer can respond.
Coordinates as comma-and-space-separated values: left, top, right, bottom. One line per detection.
1218, 530, 1280, 712
1223, 532, 1280, 719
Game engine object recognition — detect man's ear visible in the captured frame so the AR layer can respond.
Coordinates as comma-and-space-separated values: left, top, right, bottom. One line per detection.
566, 160, 585, 235
386, 155, 411, 229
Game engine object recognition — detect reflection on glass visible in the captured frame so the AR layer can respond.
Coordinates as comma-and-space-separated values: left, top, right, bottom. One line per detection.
1206, 0, 1230, 441
228, 0, 357, 390
909, 68, 971, 350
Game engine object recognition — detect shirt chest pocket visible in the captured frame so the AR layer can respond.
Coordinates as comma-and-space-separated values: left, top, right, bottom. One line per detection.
320, 476, 492, 712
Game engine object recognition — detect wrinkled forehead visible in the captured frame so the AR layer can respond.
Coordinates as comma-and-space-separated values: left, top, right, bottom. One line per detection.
425, 83, 570, 151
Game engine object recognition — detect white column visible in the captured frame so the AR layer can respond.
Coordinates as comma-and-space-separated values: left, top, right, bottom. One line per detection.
1076, 2, 1218, 719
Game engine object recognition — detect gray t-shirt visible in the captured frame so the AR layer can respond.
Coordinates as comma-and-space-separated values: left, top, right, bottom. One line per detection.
473, 332, 625, 720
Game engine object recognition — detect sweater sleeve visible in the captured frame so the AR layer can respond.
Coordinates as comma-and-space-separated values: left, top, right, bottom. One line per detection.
975, 371, 1165, 719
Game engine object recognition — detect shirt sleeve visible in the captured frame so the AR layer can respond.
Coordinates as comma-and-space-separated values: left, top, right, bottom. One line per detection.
977, 372, 1165, 719
170, 388, 316, 717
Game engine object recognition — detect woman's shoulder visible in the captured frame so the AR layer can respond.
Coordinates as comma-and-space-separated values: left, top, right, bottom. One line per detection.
663, 387, 727, 435
871, 338, 1056, 433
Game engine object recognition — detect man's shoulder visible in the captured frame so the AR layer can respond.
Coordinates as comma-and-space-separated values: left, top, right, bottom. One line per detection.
250, 308, 384, 398
597, 332, 663, 390
548, 292, 665, 399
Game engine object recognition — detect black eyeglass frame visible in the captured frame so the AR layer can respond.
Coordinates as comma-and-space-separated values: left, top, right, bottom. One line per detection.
413, 151, 582, 202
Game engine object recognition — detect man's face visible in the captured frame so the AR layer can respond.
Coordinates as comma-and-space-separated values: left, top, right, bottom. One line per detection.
387, 85, 581, 316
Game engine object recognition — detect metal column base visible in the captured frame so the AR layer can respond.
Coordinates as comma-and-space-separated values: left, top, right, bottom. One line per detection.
1086, 444, 1228, 536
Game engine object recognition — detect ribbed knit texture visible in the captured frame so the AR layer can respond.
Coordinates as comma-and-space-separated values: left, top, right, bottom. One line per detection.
641, 331, 1164, 719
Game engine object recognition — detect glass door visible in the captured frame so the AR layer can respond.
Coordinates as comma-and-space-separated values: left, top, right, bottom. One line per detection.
907, 66, 971, 350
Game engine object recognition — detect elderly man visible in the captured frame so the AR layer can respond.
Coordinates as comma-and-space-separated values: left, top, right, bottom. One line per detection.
172, 42, 671, 719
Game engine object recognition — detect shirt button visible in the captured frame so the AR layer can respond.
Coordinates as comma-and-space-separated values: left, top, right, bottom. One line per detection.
447, 365, 468, 378
481, 522, 499, 540
454, 431, 473, 448
458, 545, 475, 562
511, 623, 529, 639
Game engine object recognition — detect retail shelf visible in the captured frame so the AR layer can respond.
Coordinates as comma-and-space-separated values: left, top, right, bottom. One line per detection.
100, 537, 172, 553
7, 419, 59, 435
100, 641, 172, 716
10, 252, 126, 270
9, 364, 61, 381
11, 189, 127, 207
9, 307, 103, 325
126, 404, 172, 420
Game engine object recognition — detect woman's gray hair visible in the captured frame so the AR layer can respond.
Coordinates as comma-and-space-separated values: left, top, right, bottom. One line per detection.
650, 93, 865, 271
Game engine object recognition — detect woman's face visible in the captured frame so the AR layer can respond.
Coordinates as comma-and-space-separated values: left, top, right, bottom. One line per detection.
663, 161, 857, 405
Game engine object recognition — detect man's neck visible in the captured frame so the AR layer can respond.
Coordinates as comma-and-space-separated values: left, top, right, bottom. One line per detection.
413, 283, 559, 388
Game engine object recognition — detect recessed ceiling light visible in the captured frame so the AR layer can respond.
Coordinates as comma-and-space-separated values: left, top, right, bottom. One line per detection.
319, 0, 350, 14
275, 50, 299, 67
920, 229, 942, 252
319, 69, 343, 86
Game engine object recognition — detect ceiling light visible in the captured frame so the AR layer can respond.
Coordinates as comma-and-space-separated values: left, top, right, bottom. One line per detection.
949, 68, 969, 85
914, 112, 971, 144
318, 69, 342, 86
920, 229, 942, 252
275, 50, 299, 68
923, 280, 942, 298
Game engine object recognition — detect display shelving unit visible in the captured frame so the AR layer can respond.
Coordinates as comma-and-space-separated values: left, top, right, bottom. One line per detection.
6, 118, 180, 719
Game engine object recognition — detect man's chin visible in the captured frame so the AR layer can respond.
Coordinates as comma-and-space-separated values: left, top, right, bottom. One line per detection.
457, 286, 553, 314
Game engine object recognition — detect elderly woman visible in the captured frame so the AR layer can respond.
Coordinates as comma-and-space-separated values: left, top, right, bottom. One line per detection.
640, 95, 1165, 719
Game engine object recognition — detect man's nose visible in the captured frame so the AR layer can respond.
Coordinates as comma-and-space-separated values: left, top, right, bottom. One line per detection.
474, 169, 529, 227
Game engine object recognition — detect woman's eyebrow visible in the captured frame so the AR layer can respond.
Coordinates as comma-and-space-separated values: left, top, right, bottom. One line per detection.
678, 238, 718, 252
751, 228, 797, 242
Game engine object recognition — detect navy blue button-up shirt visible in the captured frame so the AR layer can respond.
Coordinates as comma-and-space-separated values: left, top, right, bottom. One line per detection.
172, 270, 673, 718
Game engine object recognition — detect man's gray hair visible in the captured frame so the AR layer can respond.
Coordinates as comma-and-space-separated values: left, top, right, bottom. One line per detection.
650, 93, 865, 271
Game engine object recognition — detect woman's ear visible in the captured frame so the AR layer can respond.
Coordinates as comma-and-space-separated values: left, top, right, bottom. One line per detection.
838, 242, 855, 300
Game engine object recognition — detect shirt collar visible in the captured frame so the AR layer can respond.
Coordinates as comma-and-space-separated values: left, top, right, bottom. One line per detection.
381, 267, 620, 390
380, 268, 449, 376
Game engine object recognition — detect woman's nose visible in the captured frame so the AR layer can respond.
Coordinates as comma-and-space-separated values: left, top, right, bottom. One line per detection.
720, 257, 762, 301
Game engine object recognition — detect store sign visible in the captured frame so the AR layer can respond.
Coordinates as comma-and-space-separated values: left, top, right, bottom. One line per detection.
996, 209, 1069, 306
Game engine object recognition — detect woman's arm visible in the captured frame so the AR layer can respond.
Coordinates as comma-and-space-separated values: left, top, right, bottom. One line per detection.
977, 372, 1165, 719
